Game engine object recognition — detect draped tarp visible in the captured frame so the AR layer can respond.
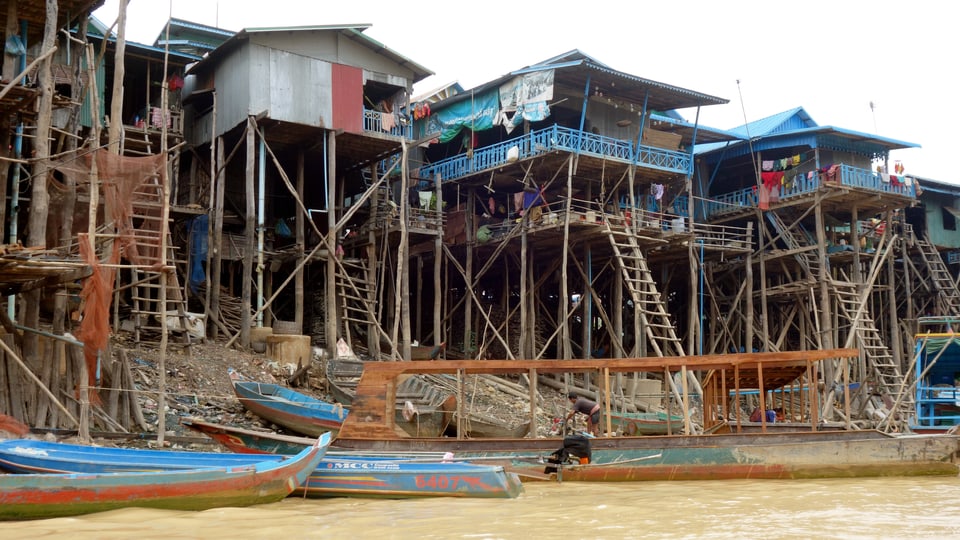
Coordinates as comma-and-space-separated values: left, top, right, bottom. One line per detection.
496, 70, 554, 134
426, 87, 500, 143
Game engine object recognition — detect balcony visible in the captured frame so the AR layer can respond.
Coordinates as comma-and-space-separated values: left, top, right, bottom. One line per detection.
363, 108, 412, 139
705, 164, 918, 219
419, 125, 691, 183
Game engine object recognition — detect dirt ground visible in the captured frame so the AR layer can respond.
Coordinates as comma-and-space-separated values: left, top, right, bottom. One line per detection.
116, 338, 576, 448
108, 338, 326, 446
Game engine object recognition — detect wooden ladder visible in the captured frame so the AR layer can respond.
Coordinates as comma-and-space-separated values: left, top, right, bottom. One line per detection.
126, 176, 192, 350
603, 219, 684, 357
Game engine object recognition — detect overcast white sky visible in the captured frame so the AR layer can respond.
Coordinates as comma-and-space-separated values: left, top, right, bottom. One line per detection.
94, 0, 957, 183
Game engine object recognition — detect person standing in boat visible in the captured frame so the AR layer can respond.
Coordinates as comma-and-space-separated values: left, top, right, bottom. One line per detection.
566, 392, 601, 436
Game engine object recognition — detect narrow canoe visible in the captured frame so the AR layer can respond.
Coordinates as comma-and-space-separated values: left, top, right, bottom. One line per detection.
0, 435, 522, 500
0, 433, 329, 521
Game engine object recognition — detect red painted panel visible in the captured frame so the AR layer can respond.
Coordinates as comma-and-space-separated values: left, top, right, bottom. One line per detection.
332, 63, 363, 133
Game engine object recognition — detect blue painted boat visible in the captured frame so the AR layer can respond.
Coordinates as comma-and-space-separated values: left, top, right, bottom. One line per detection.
0, 433, 329, 521
230, 369, 348, 437
0, 436, 523, 499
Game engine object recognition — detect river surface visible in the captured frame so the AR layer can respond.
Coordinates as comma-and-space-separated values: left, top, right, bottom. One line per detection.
3, 476, 959, 539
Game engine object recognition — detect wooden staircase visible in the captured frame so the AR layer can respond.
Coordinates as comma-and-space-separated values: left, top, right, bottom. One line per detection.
603, 220, 684, 357
765, 211, 822, 281
767, 210, 911, 428
911, 228, 960, 317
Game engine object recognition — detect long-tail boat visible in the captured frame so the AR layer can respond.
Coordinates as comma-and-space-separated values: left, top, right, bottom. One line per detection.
326, 349, 960, 482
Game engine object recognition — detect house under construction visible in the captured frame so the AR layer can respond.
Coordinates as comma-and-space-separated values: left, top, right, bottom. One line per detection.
1, 5, 959, 437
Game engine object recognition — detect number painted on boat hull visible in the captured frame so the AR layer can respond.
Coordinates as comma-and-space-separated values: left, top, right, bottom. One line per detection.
414, 475, 460, 489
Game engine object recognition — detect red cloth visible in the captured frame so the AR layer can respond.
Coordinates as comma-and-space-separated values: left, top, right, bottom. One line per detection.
761, 171, 784, 189
758, 184, 770, 210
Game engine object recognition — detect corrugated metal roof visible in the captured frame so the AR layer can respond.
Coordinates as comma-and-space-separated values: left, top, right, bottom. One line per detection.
913, 175, 960, 193
726, 107, 816, 138
165, 17, 235, 38
433, 49, 728, 113
695, 107, 919, 156
187, 25, 433, 83
85, 31, 202, 62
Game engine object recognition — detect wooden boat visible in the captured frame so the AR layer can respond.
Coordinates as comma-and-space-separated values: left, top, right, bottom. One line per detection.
230, 369, 348, 437
456, 409, 532, 438
0, 434, 522, 500
181, 417, 321, 455
325, 357, 455, 437
0, 433, 329, 521
326, 349, 960, 482
608, 411, 685, 436
379, 339, 446, 360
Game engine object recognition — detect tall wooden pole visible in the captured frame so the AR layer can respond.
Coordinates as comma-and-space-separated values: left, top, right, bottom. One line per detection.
295, 147, 305, 333
106, 0, 128, 153
204, 92, 217, 338
22, 0, 58, 375
210, 135, 224, 339
325, 131, 337, 358
156, 11, 172, 445
241, 117, 255, 347
562, 156, 573, 361
464, 188, 474, 357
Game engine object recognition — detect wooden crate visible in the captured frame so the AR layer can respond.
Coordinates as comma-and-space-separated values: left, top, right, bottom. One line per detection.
642, 128, 682, 150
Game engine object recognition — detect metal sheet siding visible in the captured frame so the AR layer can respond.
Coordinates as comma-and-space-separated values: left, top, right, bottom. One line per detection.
267, 49, 333, 128
202, 45, 253, 140
79, 58, 106, 129
332, 63, 362, 134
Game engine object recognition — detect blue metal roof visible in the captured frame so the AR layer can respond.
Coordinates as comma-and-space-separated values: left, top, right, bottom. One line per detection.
725, 106, 816, 138
164, 18, 235, 39
695, 107, 919, 157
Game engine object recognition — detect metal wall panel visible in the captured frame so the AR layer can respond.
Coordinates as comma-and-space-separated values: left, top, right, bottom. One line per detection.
332, 63, 361, 133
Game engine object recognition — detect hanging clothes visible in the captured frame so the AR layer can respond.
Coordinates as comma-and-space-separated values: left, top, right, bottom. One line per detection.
757, 184, 770, 210
381, 111, 396, 131
651, 183, 664, 200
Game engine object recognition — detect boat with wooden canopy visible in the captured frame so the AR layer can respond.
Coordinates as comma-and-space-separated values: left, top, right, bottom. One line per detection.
328, 348, 960, 482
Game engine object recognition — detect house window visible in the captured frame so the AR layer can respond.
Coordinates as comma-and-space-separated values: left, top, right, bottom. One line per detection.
943, 207, 957, 231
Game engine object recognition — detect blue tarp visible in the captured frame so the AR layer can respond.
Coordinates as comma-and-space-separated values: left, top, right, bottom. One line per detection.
188, 215, 208, 293
426, 87, 500, 143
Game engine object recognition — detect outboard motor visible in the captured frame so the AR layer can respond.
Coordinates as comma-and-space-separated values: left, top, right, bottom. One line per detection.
544, 435, 592, 474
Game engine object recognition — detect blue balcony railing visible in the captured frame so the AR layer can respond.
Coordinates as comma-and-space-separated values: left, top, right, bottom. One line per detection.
705, 164, 917, 219
419, 125, 690, 183
363, 109, 412, 139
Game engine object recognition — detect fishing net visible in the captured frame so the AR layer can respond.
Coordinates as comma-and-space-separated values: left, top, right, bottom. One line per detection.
52, 149, 169, 395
